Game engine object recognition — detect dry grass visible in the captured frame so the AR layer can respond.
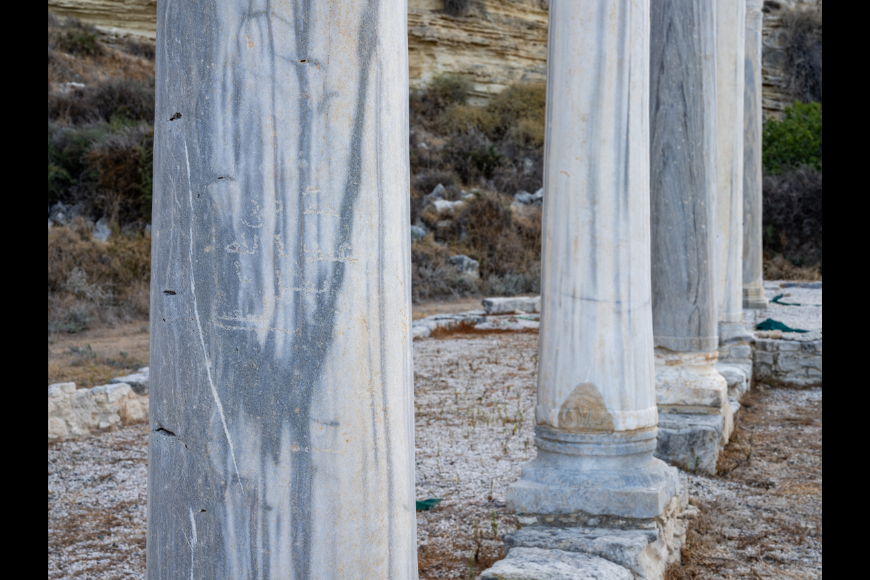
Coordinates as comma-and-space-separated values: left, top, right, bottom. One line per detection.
48, 220, 151, 334
666, 387, 822, 579
430, 320, 539, 339
48, 321, 149, 387
763, 255, 821, 281
48, 12, 154, 88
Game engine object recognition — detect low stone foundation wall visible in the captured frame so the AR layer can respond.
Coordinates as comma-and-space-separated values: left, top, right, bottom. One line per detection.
48, 382, 149, 440
754, 338, 822, 387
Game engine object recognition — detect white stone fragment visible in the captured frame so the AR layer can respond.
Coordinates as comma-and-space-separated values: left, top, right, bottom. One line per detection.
478, 547, 633, 580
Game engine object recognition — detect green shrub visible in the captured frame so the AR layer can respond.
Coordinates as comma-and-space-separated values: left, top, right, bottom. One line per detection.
429, 74, 473, 109
442, 82, 546, 147
57, 27, 101, 56
443, 0, 471, 17
762, 101, 822, 175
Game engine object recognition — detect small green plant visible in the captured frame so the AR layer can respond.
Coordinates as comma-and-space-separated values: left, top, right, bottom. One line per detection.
58, 28, 100, 56
491, 511, 499, 538
762, 101, 822, 174
469, 145, 504, 179
69, 344, 97, 364
429, 73, 472, 109
61, 311, 91, 334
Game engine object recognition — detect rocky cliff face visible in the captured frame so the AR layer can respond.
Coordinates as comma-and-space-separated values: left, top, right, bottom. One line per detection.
409, 0, 548, 103
48, 0, 817, 116
48, 0, 156, 39
760, 0, 821, 118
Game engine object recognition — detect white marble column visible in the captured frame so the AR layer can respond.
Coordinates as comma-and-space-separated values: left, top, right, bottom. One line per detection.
148, 2, 417, 579
716, 0, 750, 342
742, 0, 768, 309
507, 0, 679, 520
650, 0, 727, 411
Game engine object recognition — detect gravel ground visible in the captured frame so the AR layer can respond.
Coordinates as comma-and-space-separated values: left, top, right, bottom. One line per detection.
48, 331, 822, 580
676, 387, 823, 579
745, 280, 822, 341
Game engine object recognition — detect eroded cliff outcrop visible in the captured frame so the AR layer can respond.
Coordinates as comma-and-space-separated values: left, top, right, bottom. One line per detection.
48, 0, 819, 116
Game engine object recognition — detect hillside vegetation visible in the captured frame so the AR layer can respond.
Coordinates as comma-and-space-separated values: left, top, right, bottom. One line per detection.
47, 11, 821, 334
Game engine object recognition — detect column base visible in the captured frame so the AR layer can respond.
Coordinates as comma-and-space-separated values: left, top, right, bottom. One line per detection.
743, 285, 768, 309
655, 400, 739, 476
496, 491, 691, 580
654, 349, 728, 410
506, 427, 681, 520
719, 321, 754, 345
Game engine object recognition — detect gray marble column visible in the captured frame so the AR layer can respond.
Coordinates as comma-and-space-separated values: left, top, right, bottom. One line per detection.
148, 2, 416, 579
650, 0, 727, 411
716, 0, 750, 342
742, 0, 768, 309
507, 0, 679, 520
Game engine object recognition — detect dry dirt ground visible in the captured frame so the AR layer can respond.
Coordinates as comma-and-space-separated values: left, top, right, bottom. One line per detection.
47, 298, 482, 388
48, 331, 822, 580
48, 321, 150, 388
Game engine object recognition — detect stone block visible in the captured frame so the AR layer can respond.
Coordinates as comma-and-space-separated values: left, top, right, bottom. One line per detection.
806, 368, 822, 379
777, 341, 801, 352
729, 345, 752, 360
110, 369, 150, 395
655, 414, 724, 475
776, 354, 807, 373
449, 255, 479, 280
814, 341, 823, 354
754, 339, 777, 352
411, 326, 431, 340
504, 527, 659, 579
482, 296, 541, 314
802, 356, 823, 370
753, 363, 773, 379
478, 547, 633, 580
48, 382, 76, 397
753, 351, 775, 365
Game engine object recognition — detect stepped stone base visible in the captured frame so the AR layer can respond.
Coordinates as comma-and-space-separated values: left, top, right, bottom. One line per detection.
654, 399, 740, 475
486, 489, 694, 580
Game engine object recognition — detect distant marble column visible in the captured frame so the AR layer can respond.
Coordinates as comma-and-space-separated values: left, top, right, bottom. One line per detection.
148, 2, 416, 579
650, 0, 730, 472
716, 0, 751, 342
507, 0, 679, 520
742, 0, 768, 309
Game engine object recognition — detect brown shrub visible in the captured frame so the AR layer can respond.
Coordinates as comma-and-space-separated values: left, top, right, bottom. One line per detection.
762, 166, 822, 268
411, 235, 478, 302
453, 193, 541, 279
48, 12, 154, 86
430, 320, 538, 339
48, 221, 151, 332
86, 125, 153, 222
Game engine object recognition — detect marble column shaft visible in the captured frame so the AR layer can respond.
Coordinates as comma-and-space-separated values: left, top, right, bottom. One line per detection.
507, 0, 679, 520
650, 0, 726, 412
148, 2, 416, 579
716, 0, 747, 332
742, 0, 768, 309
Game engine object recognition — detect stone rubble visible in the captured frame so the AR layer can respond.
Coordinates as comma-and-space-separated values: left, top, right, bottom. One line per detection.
109, 367, 149, 395
49, 377, 149, 440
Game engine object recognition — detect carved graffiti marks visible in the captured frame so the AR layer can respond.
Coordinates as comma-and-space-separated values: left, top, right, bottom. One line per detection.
303, 242, 358, 264
303, 202, 339, 217
225, 233, 259, 254
234, 261, 251, 284
241, 199, 263, 228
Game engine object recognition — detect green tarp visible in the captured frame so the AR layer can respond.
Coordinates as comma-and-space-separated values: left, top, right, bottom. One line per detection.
416, 498, 442, 511
756, 318, 810, 333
